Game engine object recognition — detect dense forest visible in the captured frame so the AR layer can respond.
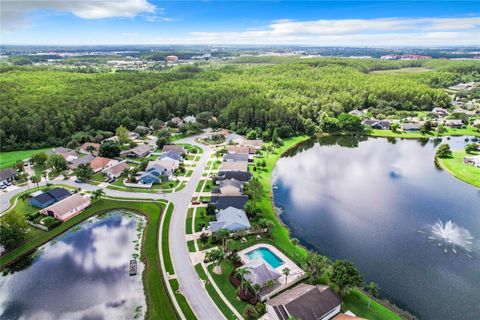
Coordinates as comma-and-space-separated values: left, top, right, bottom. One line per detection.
1, 58, 479, 151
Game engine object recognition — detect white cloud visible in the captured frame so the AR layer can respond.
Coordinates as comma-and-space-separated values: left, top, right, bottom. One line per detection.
180, 16, 480, 46
1, 0, 157, 32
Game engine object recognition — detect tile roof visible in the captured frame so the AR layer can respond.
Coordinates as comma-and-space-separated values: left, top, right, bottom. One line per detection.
219, 162, 248, 172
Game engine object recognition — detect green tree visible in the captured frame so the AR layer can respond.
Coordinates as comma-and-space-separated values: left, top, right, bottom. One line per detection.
199, 232, 209, 247
235, 267, 252, 294
420, 121, 433, 134
31, 152, 48, 166
245, 179, 263, 203
215, 228, 230, 249
330, 259, 364, 295
46, 154, 67, 171
99, 141, 121, 158
156, 137, 168, 149
436, 144, 452, 158
304, 251, 329, 284
15, 160, 24, 171
242, 305, 259, 320
436, 124, 447, 136
282, 267, 291, 283
91, 188, 105, 200
465, 143, 478, 154
246, 129, 258, 139
74, 164, 93, 181
0, 211, 29, 249
116, 125, 130, 144
389, 122, 400, 133
206, 203, 217, 216
365, 282, 380, 308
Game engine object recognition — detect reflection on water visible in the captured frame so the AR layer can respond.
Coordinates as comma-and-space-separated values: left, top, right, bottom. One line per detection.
0, 211, 146, 320
273, 136, 480, 320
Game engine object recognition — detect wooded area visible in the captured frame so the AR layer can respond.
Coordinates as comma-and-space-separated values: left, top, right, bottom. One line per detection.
1, 58, 479, 151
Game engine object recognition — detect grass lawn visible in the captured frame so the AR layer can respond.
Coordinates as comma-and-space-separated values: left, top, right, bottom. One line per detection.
169, 279, 197, 320
0, 147, 51, 170
185, 208, 194, 234
201, 179, 213, 192
437, 151, 480, 187
342, 289, 401, 320
0, 199, 179, 320
194, 263, 237, 320
187, 240, 196, 252
369, 67, 431, 74
207, 260, 249, 314
161, 203, 175, 275
194, 207, 214, 233
33, 164, 46, 178
195, 180, 205, 192
369, 126, 480, 139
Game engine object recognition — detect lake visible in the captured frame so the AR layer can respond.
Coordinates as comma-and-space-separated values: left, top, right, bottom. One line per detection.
0, 210, 146, 320
272, 135, 480, 320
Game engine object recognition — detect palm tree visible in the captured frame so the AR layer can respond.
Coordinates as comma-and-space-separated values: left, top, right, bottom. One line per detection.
282, 267, 291, 284
86, 145, 95, 154
215, 228, 230, 249
30, 176, 39, 189
19, 193, 30, 206
92, 189, 105, 200
252, 283, 262, 298
235, 267, 251, 294
366, 282, 380, 308
266, 279, 275, 289
42, 171, 48, 182
199, 232, 209, 247
291, 238, 299, 246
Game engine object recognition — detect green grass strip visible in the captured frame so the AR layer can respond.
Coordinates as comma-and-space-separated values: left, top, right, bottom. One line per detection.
161, 202, 175, 275
169, 279, 198, 320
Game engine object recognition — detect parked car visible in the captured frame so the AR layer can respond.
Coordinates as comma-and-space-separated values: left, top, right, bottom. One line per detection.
191, 201, 200, 205
75, 179, 83, 183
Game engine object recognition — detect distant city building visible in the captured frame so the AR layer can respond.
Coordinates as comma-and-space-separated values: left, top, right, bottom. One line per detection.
166, 55, 179, 62
381, 54, 431, 60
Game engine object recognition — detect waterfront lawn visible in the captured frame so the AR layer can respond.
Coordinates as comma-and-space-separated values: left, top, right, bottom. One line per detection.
194, 263, 237, 320
437, 151, 480, 188
0, 147, 51, 170
342, 289, 401, 320
207, 260, 249, 315
0, 199, 178, 320
369, 126, 480, 139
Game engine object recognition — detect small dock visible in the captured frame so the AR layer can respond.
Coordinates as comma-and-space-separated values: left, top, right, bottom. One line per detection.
129, 260, 137, 276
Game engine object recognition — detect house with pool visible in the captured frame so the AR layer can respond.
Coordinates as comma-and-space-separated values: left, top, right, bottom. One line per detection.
237, 243, 306, 301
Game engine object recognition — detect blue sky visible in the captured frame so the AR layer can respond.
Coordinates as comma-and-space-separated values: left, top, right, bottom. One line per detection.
1, 1, 479, 46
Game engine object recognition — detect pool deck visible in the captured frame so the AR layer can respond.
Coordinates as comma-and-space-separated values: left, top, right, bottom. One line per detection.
238, 243, 306, 301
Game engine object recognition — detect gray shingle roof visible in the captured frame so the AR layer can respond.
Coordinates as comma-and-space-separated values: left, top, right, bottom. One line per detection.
242, 260, 281, 286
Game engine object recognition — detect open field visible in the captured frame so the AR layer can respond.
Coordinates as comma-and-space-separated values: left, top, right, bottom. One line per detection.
369, 67, 432, 74
437, 150, 480, 187
0, 148, 51, 170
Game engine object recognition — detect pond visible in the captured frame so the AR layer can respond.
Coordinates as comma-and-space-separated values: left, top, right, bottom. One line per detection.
272, 136, 480, 320
0, 210, 147, 320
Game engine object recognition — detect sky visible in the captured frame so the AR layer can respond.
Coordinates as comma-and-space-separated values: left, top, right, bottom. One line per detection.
1, 1, 479, 46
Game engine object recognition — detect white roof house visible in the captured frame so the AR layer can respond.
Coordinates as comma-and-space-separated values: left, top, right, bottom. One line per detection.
183, 115, 197, 123
41, 194, 91, 221
209, 206, 251, 232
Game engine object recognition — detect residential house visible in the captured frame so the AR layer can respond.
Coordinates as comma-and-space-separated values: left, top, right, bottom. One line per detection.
48, 147, 79, 162
219, 162, 248, 172
362, 119, 390, 130
69, 154, 95, 170
79, 142, 100, 155
444, 119, 465, 128
210, 195, 249, 210
266, 283, 342, 320
209, 206, 251, 232
452, 108, 476, 116
216, 171, 252, 183
401, 123, 422, 131
162, 145, 187, 155
183, 115, 196, 123
29, 187, 71, 208
473, 119, 480, 127
348, 110, 363, 116
223, 153, 250, 162
41, 193, 91, 221
464, 155, 480, 168
103, 161, 129, 179
212, 179, 243, 196
0, 168, 16, 185
121, 144, 152, 158
158, 150, 183, 163
134, 125, 151, 135
170, 117, 183, 126
90, 157, 118, 173
431, 108, 448, 116
139, 160, 176, 184
128, 131, 140, 140
227, 145, 255, 154
237, 139, 263, 149
242, 260, 282, 287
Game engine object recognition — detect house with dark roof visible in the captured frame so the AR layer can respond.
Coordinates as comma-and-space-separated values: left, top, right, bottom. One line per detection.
0, 168, 16, 185
29, 187, 71, 208
210, 195, 249, 210
158, 150, 183, 162
216, 171, 252, 183
362, 119, 390, 130
266, 284, 341, 320
162, 144, 187, 155
209, 206, 251, 232
139, 160, 175, 184
401, 123, 422, 131
69, 154, 95, 170
224, 153, 250, 162
41, 193, 91, 221
242, 260, 282, 287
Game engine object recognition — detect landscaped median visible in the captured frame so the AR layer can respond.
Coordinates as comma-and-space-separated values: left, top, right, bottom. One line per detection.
436, 150, 480, 187
0, 199, 179, 320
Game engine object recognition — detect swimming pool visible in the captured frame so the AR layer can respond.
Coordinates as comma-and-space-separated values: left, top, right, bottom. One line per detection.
245, 247, 284, 268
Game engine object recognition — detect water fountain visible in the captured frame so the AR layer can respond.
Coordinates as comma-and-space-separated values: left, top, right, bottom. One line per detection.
419, 220, 475, 258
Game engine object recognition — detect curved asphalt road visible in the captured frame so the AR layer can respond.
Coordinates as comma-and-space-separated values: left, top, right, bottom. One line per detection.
0, 135, 224, 320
